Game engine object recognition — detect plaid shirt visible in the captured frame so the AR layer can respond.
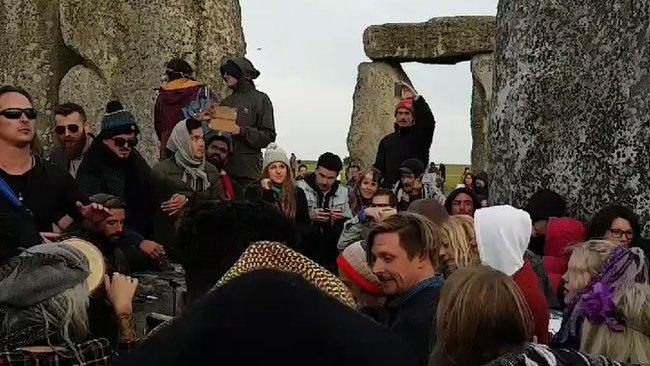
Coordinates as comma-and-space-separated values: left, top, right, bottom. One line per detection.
0, 338, 110, 366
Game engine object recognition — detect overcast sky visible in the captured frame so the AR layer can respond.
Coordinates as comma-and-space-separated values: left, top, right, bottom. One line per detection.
239, 1, 498, 164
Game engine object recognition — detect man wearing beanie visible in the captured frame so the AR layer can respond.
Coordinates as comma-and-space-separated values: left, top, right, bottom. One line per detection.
298, 152, 352, 271
77, 101, 166, 261
219, 57, 276, 188
374, 82, 436, 188
393, 158, 445, 211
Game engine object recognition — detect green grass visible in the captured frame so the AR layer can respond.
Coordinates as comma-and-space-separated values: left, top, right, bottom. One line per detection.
299, 161, 467, 194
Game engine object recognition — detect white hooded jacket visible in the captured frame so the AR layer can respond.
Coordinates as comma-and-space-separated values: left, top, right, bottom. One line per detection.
474, 205, 532, 276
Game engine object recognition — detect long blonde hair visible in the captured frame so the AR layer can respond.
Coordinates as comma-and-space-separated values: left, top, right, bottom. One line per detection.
263, 162, 297, 219
581, 283, 650, 363
564, 240, 618, 295
440, 215, 479, 275
431, 266, 534, 366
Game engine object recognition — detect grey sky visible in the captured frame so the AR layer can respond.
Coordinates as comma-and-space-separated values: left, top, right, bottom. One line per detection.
240, 1, 498, 164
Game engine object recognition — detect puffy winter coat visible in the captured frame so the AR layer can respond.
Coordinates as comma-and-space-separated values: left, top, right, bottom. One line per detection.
542, 217, 586, 295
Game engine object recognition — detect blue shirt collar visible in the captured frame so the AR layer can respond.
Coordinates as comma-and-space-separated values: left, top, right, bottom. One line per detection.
388, 275, 444, 308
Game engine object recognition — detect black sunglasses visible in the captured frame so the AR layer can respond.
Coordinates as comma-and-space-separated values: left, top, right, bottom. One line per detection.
54, 124, 80, 135
0, 108, 38, 120
112, 137, 138, 148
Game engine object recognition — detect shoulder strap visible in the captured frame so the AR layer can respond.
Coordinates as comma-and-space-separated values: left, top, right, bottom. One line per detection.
0, 174, 22, 208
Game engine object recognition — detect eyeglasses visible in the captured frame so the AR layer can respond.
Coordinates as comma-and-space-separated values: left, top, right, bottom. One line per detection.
112, 137, 138, 148
370, 203, 393, 208
54, 124, 80, 135
607, 229, 634, 239
0, 108, 38, 120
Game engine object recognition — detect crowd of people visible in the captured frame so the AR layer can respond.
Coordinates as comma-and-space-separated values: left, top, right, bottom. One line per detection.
0, 56, 648, 366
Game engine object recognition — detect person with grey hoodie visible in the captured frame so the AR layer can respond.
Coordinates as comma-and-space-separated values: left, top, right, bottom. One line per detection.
219, 57, 276, 188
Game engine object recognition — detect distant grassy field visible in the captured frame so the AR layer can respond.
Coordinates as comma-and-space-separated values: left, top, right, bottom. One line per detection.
300, 161, 467, 194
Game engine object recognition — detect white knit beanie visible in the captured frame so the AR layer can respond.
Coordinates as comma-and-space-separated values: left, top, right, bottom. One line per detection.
263, 142, 290, 171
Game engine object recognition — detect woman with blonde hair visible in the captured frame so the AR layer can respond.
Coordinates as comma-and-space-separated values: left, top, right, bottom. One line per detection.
348, 167, 381, 216
580, 283, 650, 363
553, 241, 648, 350
245, 143, 309, 223
439, 215, 479, 277
431, 265, 631, 366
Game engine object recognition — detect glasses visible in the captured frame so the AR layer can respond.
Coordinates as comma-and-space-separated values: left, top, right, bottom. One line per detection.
607, 229, 634, 239
54, 124, 80, 135
112, 137, 138, 148
370, 203, 393, 208
0, 108, 37, 120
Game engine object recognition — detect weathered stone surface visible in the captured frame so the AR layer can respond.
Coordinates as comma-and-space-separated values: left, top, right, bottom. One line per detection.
470, 53, 494, 174
59, 0, 246, 163
490, 0, 650, 235
0, 0, 82, 154
364, 16, 496, 64
59, 65, 112, 133
347, 62, 412, 168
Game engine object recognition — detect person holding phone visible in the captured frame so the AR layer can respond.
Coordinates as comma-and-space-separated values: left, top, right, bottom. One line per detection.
374, 82, 436, 188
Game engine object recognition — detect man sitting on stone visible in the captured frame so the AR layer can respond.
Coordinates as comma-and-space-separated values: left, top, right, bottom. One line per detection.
77, 101, 166, 261
204, 128, 242, 201
374, 82, 435, 188
366, 212, 445, 365
49, 103, 94, 178
393, 158, 444, 211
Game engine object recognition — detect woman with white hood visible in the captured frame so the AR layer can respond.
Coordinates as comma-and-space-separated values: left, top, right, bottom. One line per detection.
474, 205, 550, 344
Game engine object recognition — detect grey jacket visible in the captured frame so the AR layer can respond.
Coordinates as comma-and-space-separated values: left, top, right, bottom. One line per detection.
297, 176, 352, 219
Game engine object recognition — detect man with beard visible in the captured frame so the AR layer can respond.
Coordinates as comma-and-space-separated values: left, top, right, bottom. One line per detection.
204, 129, 242, 201
49, 103, 94, 178
77, 101, 166, 261
393, 158, 444, 211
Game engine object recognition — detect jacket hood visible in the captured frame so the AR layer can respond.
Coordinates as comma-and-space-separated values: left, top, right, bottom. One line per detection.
227, 57, 260, 80
544, 217, 586, 257
475, 205, 532, 276
158, 80, 204, 104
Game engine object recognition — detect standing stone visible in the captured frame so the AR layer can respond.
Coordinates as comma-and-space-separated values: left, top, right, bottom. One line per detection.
470, 53, 494, 174
491, 0, 650, 235
347, 62, 413, 169
59, 0, 246, 164
364, 16, 496, 64
0, 0, 81, 154
59, 65, 112, 133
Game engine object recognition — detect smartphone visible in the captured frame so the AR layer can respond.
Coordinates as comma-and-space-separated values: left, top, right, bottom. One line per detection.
322, 208, 331, 213
394, 82, 402, 98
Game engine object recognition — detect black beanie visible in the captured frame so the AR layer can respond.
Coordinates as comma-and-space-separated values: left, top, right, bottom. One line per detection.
399, 158, 425, 177
220, 60, 243, 80
525, 189, 566, 223
317, 152, 343, 173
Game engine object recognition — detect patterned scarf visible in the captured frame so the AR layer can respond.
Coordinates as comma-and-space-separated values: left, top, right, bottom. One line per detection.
166, 121, 210, 191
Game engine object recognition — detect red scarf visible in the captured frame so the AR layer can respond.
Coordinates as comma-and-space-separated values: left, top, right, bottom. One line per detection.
220, 174, 236, 201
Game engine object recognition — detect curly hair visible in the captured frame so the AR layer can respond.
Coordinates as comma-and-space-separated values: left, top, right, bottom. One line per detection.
440, 215, 479, 276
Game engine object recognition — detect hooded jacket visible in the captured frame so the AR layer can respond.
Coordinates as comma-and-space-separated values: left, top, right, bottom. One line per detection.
154, 79, 207, 159
374, 96, 435, 188
475, 205, 550, 344
219, 58, 276, 185
543, 218, 586, 295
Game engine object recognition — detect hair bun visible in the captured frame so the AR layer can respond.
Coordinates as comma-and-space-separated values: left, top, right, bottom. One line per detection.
105, 100, 124, 113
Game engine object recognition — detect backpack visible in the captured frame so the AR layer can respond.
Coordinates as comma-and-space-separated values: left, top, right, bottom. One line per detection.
182, 86, 212, 119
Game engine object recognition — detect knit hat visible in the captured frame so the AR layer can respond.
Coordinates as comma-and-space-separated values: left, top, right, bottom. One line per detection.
336, 242, 383, 295
317, 152, 343, 173
262, 142, 290, 172
399, 158, 425, 177
203, 128, 233, 152
395, 98, 414, 115
0, 239, 105, 307
97, 100, 139, 140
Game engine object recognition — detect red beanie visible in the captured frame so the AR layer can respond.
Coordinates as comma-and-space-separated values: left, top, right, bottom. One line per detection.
395, 98, 414, 116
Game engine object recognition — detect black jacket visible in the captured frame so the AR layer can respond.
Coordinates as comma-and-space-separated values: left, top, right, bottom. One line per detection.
387, 277, 443, 366
374, 97, 435, 188
76, 140, 157, 239
220, 58, 276, 186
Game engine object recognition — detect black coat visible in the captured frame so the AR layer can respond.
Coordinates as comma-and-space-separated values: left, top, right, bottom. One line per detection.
374, 97, 435, 188
76, 140, 157, 239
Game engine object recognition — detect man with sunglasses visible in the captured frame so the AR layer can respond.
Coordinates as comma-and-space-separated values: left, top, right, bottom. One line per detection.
49, 103, 94, 178
0, 85, 111, 262
77, 101, 166, 261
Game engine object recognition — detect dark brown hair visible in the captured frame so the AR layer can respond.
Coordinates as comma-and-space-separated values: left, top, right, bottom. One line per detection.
431, 266, 534, 366
54, 103, 87, 122
0, 85, 34, 106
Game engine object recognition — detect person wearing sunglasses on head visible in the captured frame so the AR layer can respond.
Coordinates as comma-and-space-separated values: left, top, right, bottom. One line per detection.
77, 101, 167, 263
48, 103, 94, 178
0, 85, 112, 262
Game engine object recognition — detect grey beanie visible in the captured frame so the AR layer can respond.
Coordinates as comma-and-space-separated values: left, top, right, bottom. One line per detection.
262, 142, 290, 172
0, 243, 90, 308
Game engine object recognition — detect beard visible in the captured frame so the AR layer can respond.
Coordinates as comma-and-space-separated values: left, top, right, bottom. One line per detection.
208, 155, 226, 170
64, 133, 87, 159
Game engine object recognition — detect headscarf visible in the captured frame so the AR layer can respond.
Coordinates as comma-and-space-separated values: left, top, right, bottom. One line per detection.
166, 120, 210, 191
